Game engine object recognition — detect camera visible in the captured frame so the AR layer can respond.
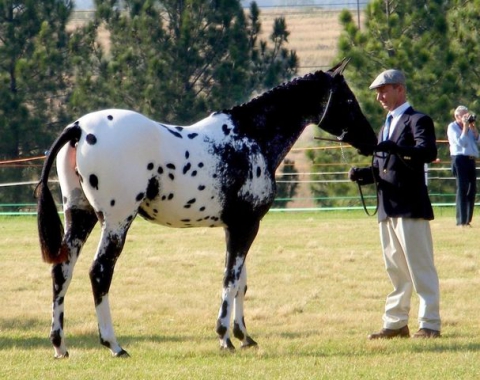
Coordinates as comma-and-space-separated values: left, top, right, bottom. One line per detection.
467, 114, 477, 123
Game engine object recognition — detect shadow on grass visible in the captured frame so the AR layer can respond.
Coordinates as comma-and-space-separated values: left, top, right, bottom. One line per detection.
0, 317, 196, 352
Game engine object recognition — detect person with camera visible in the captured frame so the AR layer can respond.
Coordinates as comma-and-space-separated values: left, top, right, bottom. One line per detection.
348, 69, 441, 340
447, 105, 479, 227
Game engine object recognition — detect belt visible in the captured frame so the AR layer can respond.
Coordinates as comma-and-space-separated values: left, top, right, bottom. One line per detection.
452, 155, 477, 160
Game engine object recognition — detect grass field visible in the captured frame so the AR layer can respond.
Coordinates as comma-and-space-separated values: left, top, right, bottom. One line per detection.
1, 209, 480, 379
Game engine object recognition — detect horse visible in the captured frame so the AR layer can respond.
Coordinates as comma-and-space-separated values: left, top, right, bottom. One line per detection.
36, 59, 377, 358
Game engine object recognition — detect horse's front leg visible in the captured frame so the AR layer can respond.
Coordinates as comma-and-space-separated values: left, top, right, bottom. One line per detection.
216, 256, 244, 350
90, 225, 130, 357
232, 266, 258, 348
216, 222, 259, 350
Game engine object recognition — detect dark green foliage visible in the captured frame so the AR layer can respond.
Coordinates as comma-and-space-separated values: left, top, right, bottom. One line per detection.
0, 0, 297, 207
0, 0, 73, 205
69, 0, 298, 124
309, 0, 465, 206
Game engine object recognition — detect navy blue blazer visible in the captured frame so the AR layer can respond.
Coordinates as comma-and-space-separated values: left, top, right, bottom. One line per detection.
355, 107, 437, 221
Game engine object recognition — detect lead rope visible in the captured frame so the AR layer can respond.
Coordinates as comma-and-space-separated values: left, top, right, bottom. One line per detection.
356, 153, 379, 216
316, 87, 379, 216
337, 142, 378, 216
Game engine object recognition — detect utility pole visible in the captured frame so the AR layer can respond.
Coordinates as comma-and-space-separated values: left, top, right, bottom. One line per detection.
357, 0, 361, 30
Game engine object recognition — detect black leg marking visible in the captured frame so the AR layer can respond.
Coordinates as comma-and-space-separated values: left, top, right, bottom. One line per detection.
233, 322, 245, 340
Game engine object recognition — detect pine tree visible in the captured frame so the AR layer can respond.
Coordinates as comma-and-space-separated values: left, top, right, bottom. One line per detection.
69, 0, 298, 124
447, 0, 480, 112
308, 0, 456, 208
0, 0, 74, 205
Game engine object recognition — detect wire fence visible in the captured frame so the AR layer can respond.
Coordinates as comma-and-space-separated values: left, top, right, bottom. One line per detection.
0, 142, 472, 216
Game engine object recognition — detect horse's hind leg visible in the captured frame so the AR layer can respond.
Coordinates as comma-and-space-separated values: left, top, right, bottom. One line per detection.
50, 208, 97, 358
89, 222, 131, 357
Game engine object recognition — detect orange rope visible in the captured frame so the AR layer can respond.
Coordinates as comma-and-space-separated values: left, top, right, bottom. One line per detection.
0, 155, 46, 165
0, 140, 452, 165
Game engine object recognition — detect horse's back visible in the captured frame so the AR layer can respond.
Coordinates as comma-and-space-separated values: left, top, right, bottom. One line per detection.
68, 109, 227, 228
63, 109, 273, 229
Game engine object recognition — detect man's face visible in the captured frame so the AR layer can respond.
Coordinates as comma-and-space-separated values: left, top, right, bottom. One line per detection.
375, 84, 405, 112
455, 111, 468, 125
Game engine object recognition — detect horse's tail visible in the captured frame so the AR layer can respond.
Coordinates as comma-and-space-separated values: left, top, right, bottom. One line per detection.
35, 124, 82, 264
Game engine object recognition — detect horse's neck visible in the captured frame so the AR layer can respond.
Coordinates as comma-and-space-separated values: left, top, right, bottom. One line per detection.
227, 82, 329, 170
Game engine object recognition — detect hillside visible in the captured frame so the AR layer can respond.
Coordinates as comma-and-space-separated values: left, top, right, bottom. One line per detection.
260, 8, 346, 76
260, 8, 351, 207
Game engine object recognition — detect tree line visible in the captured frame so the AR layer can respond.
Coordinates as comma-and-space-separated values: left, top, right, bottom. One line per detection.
309, 0, 480, 207
0, 0, 298, 205
2, 0, 479, 208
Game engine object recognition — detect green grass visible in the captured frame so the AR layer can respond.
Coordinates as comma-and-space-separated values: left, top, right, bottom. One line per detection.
1, 209, 480, 379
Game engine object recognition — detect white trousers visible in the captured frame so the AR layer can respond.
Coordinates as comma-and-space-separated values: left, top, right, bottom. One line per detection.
379, 217, 441, 331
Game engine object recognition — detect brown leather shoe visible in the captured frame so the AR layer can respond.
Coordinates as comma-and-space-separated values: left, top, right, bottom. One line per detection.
368, 325, 410, 340
412, 328, 441, 338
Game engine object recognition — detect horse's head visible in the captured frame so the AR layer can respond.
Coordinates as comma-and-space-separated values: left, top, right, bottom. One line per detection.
317, 59, 377, 156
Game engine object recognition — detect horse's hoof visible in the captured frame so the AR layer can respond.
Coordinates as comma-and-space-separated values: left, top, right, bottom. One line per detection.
220, 338, 235, 352
54, 351, 69, 359
114, 349, 130, 358
241, 336, 258, 349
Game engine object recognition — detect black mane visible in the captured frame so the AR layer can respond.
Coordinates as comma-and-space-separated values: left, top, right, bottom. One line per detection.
225, 70, 329, 116
223, 70, 332, 170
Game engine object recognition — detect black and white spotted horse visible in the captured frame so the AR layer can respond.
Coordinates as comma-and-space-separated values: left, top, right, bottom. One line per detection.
36, 59, 376, 358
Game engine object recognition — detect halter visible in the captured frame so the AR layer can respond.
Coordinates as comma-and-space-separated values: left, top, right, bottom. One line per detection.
316, 88, 334, 131
316, 105, 379, 216
314, 74, 380, 216
316, 86, 349, 143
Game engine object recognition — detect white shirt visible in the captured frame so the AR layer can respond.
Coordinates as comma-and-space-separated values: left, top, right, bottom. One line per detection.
385, 102, 411, 140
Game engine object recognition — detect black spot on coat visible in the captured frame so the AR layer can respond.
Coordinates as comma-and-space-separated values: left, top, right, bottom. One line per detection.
146, 177, 159, 200
89, 174, 99, 190
222, 124, 231, 135
86, 134, 97, 145
183, 163, 191, 174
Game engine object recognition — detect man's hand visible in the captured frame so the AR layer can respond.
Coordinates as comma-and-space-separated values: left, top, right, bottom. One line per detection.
348, 167, 359, 181
375, 140, 398, 154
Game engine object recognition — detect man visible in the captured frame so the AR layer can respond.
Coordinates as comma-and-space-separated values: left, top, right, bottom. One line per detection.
349, 69, 441, 339
447, 105, 479, 227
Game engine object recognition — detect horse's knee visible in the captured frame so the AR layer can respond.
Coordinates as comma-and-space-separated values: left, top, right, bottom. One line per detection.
89, 262, 112, 305
216, 319, 228, 338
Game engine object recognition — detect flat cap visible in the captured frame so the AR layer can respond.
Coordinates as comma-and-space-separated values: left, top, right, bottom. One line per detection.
369, 69, 406, 89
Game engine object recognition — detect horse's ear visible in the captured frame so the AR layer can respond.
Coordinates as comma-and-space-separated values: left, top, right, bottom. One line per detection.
327, 58, 350, 76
